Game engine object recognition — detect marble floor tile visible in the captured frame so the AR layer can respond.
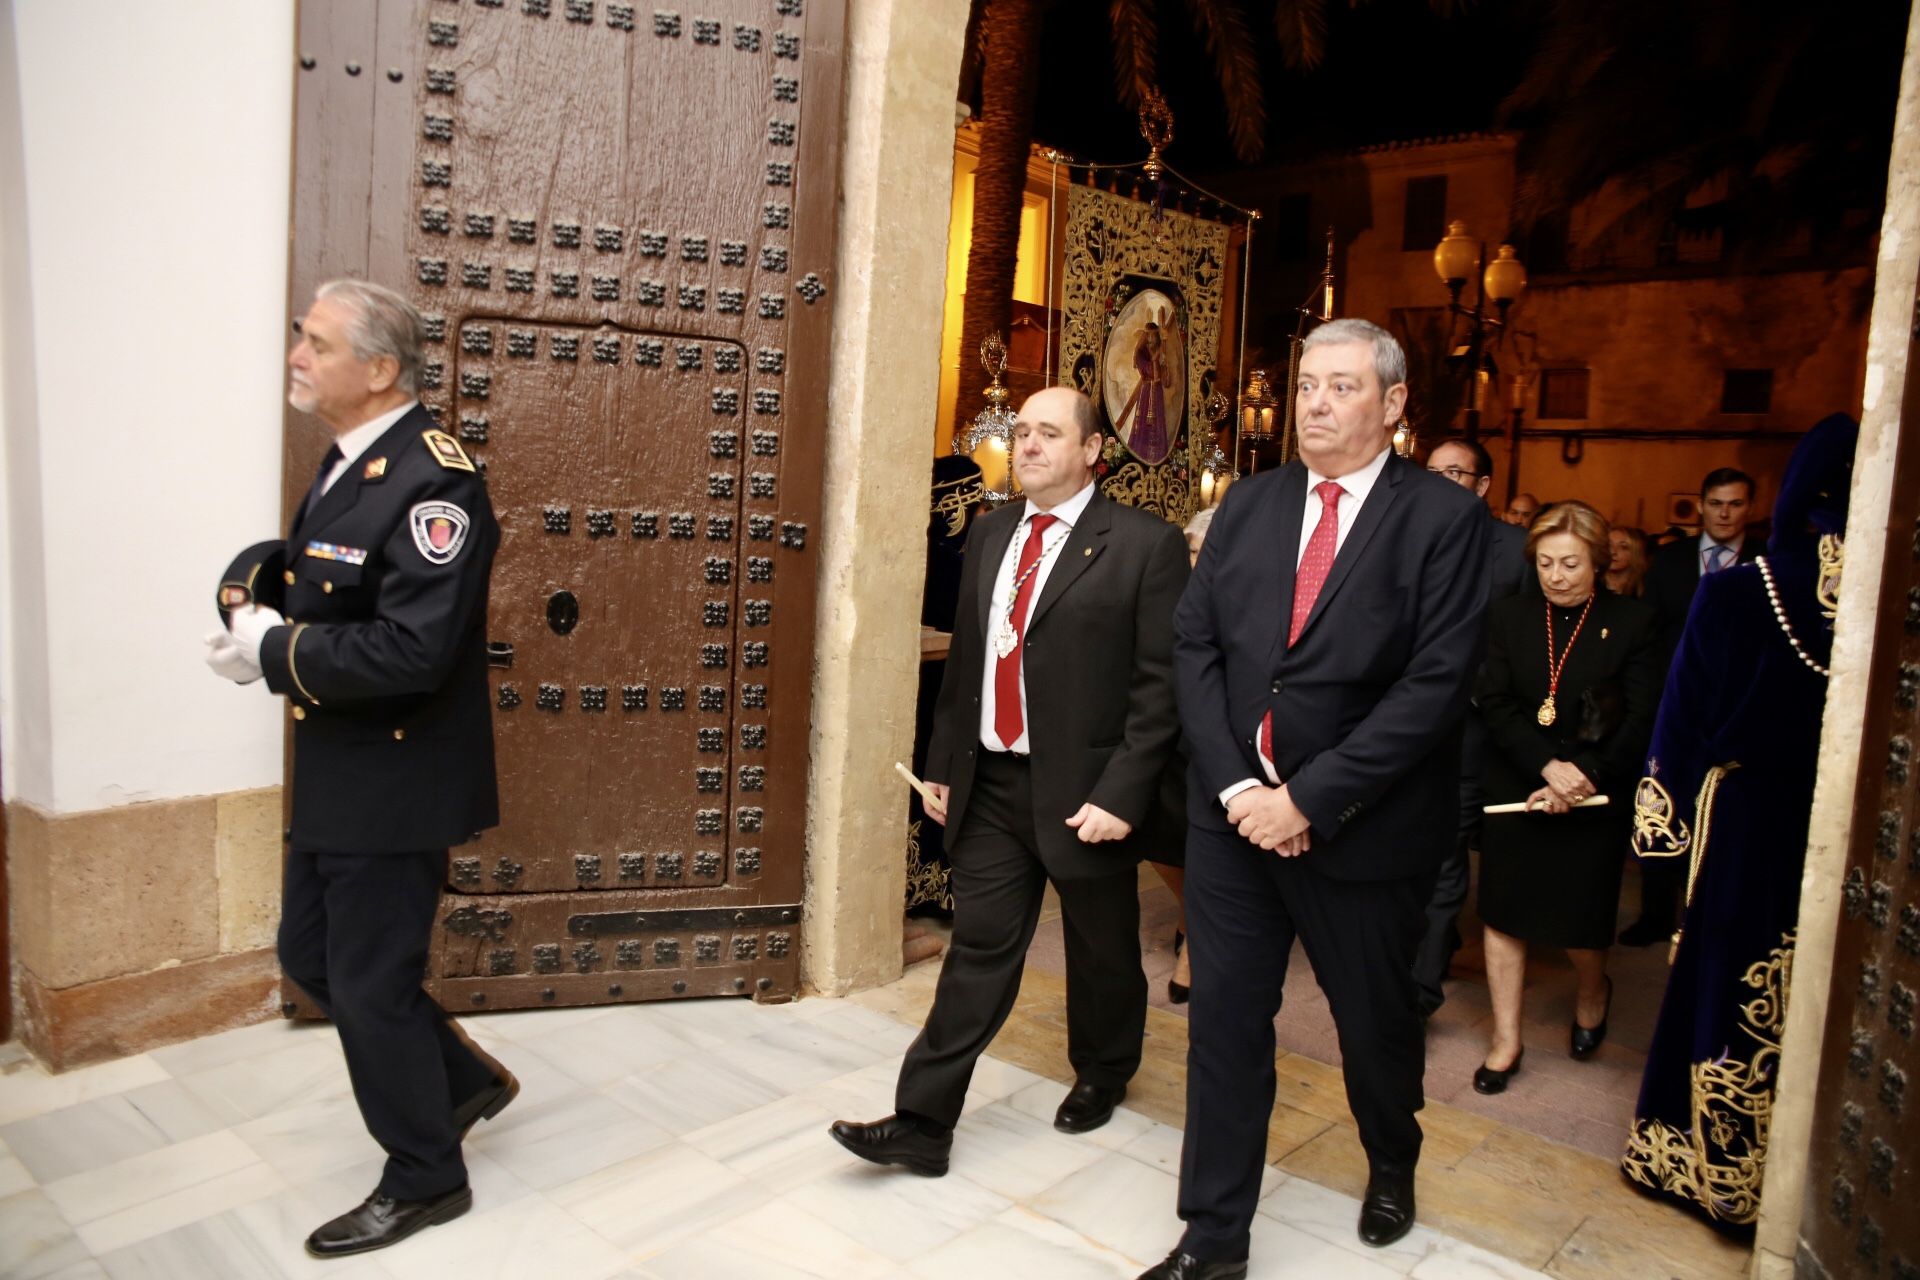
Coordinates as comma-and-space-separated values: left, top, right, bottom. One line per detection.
601, 1050, 786, 1137
1242, 1214, 1408, 1279
1254, 1173, 1435, 1275
1116, 1120, 1286, 1200
4, 1081, 230, 1185
1028, 1148, 1183, 1266
1002, 1079, 1157, 1151
42, 1130, 262, 1227
0, 1137, 38, 1198
75, 1162, 286, 1256
172, 1037, 352, 1128
0, 1188, 94, 1280
464, 1087, 673, 1191
956, 1054, 1051, 1111
707, 1020, 889, 1096
374, 1192, 627, 1280
795, 1057, 904, 1120
550, 1141, 768, 1255
601, 995, 768, 1052
796, 1003, 923, 1056
517, 1006, 706, 1090
233, 1093, 389, 1186
907, 1204, 1140, 1280
0, 1055, 171, 1129
147, 1019, 319, 1081
458, 1001, 624, 1045
784, 1162, 1013, 1263
635, 1195, 897, 1279
1409, 1235, 1554, 1280
91, 1201, 333, 1280
682, 1094, 856, 1193
943, 1100, 1109, 1202
43, 1261, 112, 1280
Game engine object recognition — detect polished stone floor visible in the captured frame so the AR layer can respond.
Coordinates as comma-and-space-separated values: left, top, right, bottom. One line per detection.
1, 989, 1548, 1279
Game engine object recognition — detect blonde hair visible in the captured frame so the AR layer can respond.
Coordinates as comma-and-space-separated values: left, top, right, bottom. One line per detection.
1526, 500, 1610, 572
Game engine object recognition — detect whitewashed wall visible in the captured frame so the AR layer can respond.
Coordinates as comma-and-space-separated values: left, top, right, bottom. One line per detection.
1, 1, 295, 812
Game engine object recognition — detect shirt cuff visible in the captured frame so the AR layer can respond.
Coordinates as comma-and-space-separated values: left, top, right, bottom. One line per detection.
1219, 778, 1263, 808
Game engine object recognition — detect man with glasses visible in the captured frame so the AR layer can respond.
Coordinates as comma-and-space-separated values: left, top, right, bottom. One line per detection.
1413, 439, 1528, 1019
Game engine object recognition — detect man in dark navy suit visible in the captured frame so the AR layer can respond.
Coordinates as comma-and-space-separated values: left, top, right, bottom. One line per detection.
1412, 437, 1529, 1017
205, 279, 510, 1258
1139, 320, 1489, 1280
1623, 465, 1760, 946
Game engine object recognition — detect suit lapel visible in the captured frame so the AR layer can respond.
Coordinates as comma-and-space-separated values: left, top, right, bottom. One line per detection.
1294, 453, 1404, 646
1263, 464, 1309, 671
974, 499, 1024, 641
1027, 491, 1111, 630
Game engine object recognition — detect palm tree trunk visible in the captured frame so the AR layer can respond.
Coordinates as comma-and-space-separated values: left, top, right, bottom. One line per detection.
957, 0, 1043, 416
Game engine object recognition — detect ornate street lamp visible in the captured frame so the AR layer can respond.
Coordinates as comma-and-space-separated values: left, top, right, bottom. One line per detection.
1239, 368, 1279, 448
1199, 389, 1236, 506
956, 332, 1020, 504
1432, 220, 1526, 441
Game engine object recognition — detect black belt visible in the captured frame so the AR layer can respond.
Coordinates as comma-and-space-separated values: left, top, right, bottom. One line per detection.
980, 747, 1031, 766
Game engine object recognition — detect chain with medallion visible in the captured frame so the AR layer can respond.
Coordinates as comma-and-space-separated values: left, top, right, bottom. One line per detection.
1538, 595, 1596, 727
994, 524, 1072, 659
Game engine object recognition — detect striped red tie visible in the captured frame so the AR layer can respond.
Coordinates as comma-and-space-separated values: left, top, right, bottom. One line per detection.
993, 514, 1058, 749
1261, 482, 1343, 771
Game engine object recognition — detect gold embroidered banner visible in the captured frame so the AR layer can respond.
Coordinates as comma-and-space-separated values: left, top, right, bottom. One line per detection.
1060, 186, 1230, 526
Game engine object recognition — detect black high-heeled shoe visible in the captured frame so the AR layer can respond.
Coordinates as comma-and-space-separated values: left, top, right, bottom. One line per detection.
1472, 1048, 1524, 1095
1168, 930, 1190, 1004
1571, 976, 1613, 1060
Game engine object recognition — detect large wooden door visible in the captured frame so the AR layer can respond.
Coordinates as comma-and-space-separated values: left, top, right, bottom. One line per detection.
286, 0, 844, 1011
1797, 288, 1920, 1276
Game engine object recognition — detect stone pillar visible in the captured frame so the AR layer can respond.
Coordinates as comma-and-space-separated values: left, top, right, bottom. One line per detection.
1752, 10, 1920, 1275
801, 0, 970, 994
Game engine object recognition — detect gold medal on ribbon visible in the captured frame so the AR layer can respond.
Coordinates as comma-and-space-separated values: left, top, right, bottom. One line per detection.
1537, 696, 1556, 726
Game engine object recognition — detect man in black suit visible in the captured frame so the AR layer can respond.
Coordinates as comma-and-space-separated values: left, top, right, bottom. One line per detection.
1621, 465, 1758, 946
1412, 438, 1529, 1018
829, 386, 1188, 1174
1140, 320, 1489, 1280
205, 280, 511, 1257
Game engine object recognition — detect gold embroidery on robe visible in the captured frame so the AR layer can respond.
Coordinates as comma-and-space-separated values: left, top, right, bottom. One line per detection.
1816, 533, 1843, 620
1632, 758, 1691, 858
903, 819, 954, 912
930, 477, 985, 538
1622, 932, 1795, 1226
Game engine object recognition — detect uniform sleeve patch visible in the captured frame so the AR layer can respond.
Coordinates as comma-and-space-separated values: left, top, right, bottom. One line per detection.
422, 429, 475, 472
410, 501, 471, 564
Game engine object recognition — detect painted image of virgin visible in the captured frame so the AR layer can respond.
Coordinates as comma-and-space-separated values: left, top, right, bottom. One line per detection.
1102, 289, 1185, 466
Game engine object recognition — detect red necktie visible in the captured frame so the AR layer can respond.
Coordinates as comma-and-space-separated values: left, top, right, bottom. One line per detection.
993, 514, 1059, 749
1260, 481, 1344, 771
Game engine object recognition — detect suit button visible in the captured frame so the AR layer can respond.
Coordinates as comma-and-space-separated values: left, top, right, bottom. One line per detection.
322, 581, 334, 594
291, 707, 306, 720
393, 728, 406, 741
1270, 679, 1284, 693
283, 570, 296, 585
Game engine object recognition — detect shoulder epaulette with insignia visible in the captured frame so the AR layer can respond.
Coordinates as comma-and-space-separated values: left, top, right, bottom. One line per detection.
422, 429, 476, 473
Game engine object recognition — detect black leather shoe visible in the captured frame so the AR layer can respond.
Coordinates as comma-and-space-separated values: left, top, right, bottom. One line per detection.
1472, 1048, 1524, 1095
1617, 917, 1673, 947
1571, 976, 1613, 1060
1054, 1081, 1126, 1134
452, 1071, 519, 1141
1136, 1249, 1249, 1279
305, 1185, 473, 1257
1358, 1174, 1417, 1247
827, 1115, 951, 1176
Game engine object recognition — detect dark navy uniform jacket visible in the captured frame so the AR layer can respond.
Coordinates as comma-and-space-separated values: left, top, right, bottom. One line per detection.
260, 403, 501, 854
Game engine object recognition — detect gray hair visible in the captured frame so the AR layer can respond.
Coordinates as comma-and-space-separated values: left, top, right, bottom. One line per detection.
1184, 506, 1216, 539
315, 279, 426, 394
1302, 318, 1407, 391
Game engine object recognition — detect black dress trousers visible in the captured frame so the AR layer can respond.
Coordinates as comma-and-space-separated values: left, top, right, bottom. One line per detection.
278, 847, 497, 1201
895, 750, 1146, 1128
1177, 823, 1433, 1261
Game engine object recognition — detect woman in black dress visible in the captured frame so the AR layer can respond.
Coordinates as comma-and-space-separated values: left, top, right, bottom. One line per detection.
1473, 501, 1661, 1093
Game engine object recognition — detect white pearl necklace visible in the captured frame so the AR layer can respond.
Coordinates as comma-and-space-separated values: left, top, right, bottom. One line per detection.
1755, 556, 1830, 678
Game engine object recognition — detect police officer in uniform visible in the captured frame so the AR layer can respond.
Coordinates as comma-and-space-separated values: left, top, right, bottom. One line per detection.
205, 279, 511, 1257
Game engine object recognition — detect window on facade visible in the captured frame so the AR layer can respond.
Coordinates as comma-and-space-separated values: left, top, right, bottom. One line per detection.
1537, 368, 1590, 420
1401, 176, 1448, 252
1721, 369, 1773, 414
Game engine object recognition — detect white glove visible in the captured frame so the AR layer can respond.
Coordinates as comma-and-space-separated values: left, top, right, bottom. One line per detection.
204, 631, 263, 684
226, 604, 285, 666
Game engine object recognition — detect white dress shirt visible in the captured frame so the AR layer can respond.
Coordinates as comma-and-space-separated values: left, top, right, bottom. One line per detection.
1695, 530, 1744, 575
320, 401, 417, 496
1221, 446, 1392, 805
979, 480, 1098, 754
